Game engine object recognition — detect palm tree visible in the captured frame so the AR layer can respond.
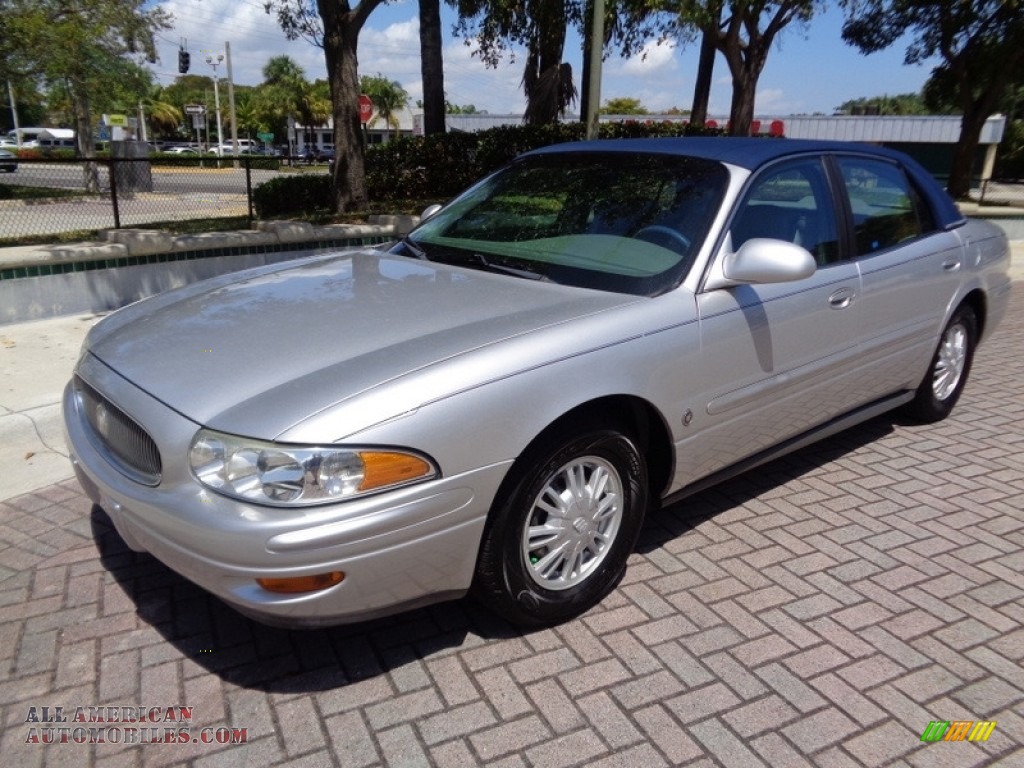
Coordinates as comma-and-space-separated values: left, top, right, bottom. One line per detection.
252, 56, 326, 152
262, 55, 306, 87
360, 74, 409, 139
144, 87, 183, 139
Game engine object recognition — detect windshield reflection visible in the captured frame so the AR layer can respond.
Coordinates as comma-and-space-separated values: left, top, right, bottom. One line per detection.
399, 151, 729, 296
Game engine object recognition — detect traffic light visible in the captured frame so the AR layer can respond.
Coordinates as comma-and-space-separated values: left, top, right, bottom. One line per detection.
178, 50, 191, 74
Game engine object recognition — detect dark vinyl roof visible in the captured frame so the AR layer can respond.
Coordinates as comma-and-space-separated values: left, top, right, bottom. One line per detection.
526, 137, 966, 231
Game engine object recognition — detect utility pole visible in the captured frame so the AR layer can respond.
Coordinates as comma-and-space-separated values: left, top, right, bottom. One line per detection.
7, 81, 22, 148
206, 53, 225, 167
226, 41, 239, 165
585, 0, 605, 140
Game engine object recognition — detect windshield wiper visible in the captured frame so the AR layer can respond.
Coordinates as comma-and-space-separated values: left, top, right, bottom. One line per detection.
467, 252, 549, 281
399, 236, 428, 260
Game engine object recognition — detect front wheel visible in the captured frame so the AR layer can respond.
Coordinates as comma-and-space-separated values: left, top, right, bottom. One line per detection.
905, 304, 977, 423
473, 429, 648, 626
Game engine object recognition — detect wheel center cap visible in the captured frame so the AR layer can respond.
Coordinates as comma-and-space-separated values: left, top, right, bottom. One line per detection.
572, 517, 589, 534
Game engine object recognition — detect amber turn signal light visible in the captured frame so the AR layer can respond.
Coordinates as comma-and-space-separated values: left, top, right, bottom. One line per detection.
256, 571, 344, 594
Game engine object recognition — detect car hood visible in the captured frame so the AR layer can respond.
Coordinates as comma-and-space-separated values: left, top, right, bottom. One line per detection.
86, 250, 640, 438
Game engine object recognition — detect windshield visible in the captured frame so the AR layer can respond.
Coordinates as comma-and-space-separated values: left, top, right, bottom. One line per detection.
397, 151, 729, 296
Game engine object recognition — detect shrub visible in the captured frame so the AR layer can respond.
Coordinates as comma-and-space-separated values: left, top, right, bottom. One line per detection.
262, 121, 732, 216
366, 121, 728, 205
366, 132, 480, 201
253, 174, 334, 217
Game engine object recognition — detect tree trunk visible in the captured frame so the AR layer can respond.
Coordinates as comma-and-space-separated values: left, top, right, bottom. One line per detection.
947, 49, 1021, 199
419, 0, 446, 135
319, 0, 385, 212
690, 30, 717, 127
947, 111, 985, 199
523, 0, 568, 125
71, 83, 99, 192
727, 71, 756, 136
691, 4, 722, 127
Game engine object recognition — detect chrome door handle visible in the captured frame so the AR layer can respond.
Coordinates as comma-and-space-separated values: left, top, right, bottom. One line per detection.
828, 287, 855, 309
942, 259, 962, 272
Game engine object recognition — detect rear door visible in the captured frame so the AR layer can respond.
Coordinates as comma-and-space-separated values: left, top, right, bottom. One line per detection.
833, 155, 965, 399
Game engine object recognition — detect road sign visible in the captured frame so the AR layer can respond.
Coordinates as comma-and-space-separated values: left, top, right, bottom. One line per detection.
359, 95, 373, 124
257, 132, 274, 143
184, 104, 206, 115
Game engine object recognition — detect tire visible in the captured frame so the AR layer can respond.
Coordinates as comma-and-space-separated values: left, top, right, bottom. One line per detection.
472, 428, 648, 626
905, 304, 977, 423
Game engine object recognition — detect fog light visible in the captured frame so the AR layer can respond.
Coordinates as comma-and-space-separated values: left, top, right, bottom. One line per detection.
256, 571, 345, 594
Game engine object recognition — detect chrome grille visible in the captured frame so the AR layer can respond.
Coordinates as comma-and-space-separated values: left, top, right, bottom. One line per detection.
75, 375, 162, 485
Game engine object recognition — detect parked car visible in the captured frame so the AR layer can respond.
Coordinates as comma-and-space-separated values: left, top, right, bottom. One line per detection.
63, 138, 1011, 628
0, 149, 17, 172
164, 146, 198, 155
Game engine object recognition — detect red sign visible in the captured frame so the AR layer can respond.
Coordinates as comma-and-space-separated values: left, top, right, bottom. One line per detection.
358, 95, 373, 124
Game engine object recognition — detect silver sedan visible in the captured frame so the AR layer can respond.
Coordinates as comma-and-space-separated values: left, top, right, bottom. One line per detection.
64, 138, 1011, 627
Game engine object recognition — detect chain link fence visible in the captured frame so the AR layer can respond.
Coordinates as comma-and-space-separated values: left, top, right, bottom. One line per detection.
0, 156, 329, 244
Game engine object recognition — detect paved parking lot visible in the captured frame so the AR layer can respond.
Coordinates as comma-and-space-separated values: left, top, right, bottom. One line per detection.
2, 292, 1022, 767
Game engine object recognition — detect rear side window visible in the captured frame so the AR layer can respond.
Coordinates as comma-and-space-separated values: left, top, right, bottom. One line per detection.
837, 158, 936, 256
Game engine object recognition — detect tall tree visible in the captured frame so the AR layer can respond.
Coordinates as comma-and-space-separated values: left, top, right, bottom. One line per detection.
843, 0, 1024, 198
454, 0, 583, 124
665, 2, 817, 136
600, 97, 648, 114
836, 92, 933, 116
3, 0, 169, 187
419, 0, 447, 134
266, 0, 386, 211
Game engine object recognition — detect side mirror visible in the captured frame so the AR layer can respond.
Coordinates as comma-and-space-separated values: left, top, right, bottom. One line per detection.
420, 204, 442, 221
707, 237, 816, 290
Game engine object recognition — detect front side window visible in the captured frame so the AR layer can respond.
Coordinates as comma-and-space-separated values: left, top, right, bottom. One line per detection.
403, 152, 730, 296
837, 157, 935, 256
730, 157, 840, 265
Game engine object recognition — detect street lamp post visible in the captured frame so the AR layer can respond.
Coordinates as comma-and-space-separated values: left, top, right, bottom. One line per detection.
206, 53, 225, 163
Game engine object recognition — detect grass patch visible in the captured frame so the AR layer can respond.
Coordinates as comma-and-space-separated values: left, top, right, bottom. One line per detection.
0, 183, 89, 202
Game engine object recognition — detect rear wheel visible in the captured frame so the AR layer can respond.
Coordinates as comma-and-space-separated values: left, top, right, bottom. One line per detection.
473, 428, 648, 626
905, 304, 977, 423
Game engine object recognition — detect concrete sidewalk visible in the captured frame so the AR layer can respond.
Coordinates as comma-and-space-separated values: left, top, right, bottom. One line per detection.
0, 311, 106, 499
1, 240, 1022, 503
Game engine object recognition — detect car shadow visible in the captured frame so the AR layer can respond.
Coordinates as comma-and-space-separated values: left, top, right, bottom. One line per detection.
89, 413, 896, 693
635, 413, 897, 554
89, 507, 525, 694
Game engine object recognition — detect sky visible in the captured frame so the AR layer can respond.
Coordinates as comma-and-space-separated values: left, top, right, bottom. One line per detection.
149, 1, 941, 118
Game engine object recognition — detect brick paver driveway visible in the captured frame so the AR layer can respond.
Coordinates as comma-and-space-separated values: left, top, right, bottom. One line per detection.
3, 293, 1022, 768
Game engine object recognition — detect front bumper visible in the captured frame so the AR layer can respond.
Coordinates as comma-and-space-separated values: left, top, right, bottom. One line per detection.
63, 356, 506, 627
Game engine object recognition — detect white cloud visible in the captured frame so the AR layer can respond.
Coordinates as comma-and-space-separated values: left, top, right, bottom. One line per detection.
438, 39, 528, 114
753, 88, 797, 115
151, 6, 528, 114
610, 40, 679, 76
152, 1, 326, 86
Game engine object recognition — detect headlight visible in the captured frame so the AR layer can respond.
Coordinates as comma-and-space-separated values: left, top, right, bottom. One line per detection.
189, 429, 438, 506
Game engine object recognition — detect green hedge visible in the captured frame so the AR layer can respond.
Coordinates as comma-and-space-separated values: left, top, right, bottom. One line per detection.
366, 120, 726, 202
256, 121, 728, 217
252, 174, 334, 217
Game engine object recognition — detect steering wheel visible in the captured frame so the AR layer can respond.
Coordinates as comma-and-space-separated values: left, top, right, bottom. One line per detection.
634, 225, 691, 254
